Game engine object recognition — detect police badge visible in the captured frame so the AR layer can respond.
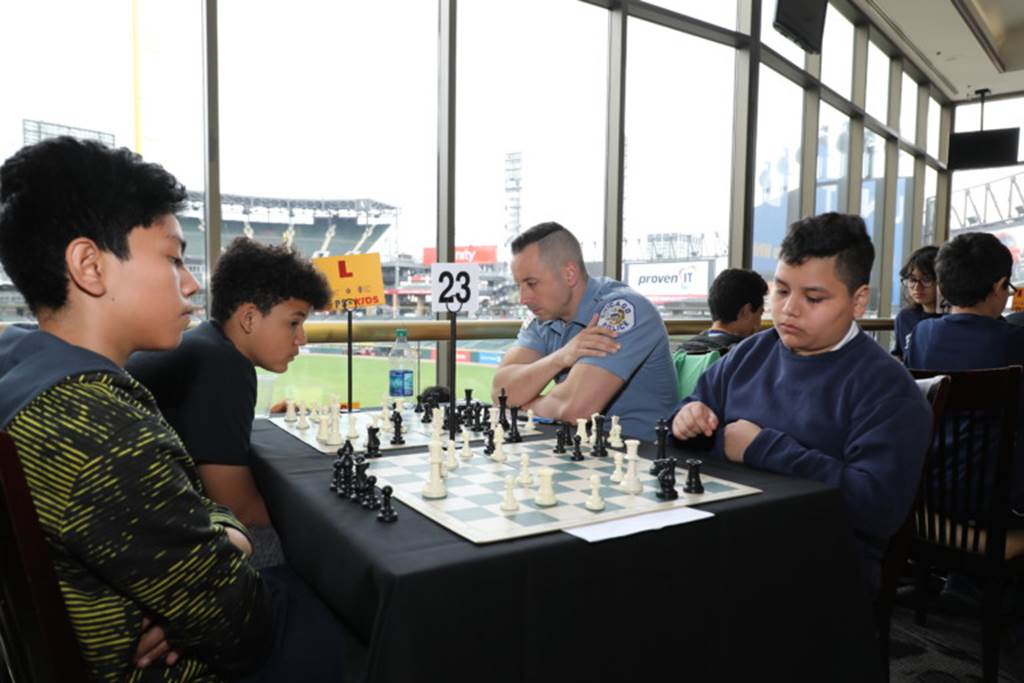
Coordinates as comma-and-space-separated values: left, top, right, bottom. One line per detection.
598, 299, 636, 333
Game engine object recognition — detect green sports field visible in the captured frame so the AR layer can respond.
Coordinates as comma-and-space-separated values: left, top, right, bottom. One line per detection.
257, 353, 499, 409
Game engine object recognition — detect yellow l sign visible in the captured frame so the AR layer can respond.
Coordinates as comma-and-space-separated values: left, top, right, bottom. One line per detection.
313, 253, 386, 310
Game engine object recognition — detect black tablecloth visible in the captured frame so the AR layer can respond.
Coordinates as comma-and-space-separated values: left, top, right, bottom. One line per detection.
251, 419, 880, 683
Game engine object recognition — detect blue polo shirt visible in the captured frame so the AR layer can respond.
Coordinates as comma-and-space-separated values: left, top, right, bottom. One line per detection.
513, 276, 677, 441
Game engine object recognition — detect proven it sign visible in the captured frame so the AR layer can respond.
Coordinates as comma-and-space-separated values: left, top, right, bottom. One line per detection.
625, 260, 712, 301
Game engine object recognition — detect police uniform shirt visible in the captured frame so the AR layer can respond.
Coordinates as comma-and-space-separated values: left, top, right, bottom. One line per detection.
514, 276, 677, 441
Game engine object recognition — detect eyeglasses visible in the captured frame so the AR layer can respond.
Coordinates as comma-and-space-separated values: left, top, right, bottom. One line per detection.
1009, 281, 1019, 294
901, 276, 934, 288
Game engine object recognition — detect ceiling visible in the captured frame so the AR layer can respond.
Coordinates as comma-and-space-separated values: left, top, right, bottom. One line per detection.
851, 0, 1024, 102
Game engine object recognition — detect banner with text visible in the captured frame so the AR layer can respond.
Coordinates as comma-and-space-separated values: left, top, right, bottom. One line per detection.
423, 246, 497, 265
313, 253, 386, 310
624, 260, 713, 301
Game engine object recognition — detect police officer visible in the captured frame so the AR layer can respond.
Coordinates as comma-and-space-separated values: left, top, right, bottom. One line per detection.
492, 222, 676, 441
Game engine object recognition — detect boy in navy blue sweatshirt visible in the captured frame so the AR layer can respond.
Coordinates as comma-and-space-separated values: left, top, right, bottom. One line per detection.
672, 212, 932, 590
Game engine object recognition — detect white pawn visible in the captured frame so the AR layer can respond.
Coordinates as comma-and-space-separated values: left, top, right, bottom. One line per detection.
610, 451, 624, 483
499, 475, 519, 512
621, 439, 643, 495
492, 425, 507, 463
575, 418, 588, 445
609, 415, 623, 448
324, 409, 342, 446
346, 413, 359, 440
296, 404, 310, 431
284, 399, 297, 423
533, 468, 557, 507
429, 441, 447, 478
489, 406, 499, 427
445, 439, 459, 472
523, 408, 537, 433
460, 430, 473, 461
316, 408, 330, 443
422, 446, 447, 499
516, 452, 534, 487
585, 473, 605, 511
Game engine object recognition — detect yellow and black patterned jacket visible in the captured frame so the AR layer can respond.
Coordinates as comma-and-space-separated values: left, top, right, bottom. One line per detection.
0, 327, 272, 681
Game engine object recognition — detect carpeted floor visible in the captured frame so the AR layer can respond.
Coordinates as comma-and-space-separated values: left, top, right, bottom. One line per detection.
890, 603, 1024, 682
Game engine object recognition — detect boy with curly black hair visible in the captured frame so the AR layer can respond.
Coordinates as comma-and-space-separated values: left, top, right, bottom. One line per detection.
128, 238, 330, 549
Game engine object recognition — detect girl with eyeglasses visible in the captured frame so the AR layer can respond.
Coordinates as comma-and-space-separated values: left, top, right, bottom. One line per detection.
892, 245, 943, 360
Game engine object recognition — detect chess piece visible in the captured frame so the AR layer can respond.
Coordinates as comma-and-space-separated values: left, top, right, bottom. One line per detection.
460, 429, 473, 461
533, 467, 557, 507
553, 423, 567, 454
654, 457, 678, 500
361, 475, 381, 510
589, 413, 601, 446
377, 485, 398, 522
464, 388, 474, 410
585, 474, 605, 511
492, 438, 507, 464
445, 439, 459, 472
516, 452, 534, 486
414, 395, 424, 413
366, 425, 381, 458
330, 458, 342, 492
422, 446, 447, 499
571, 435, 584, 462
422, 398, 434, 424
337, 440, 354, 460
499, 475, 519, 512
338, 450, 355, 498
346, 412, 359, 440
316, 408, 330, 443
609, 415, 623, 448
524, 408, 537, 433
352, 456, 369, 502
498, 388, 510, 431
284, 399, 297, 423
610, 452, 624, 483
684, 458, 705, 494
390, 411, 405, 445
656, 418, 669, 459
508, 406, 523, 443
483, 428, 495, 455
575, 418, 587, 445
296, 404, 310, 430
621, 440, 643, 495
591, 415, 608, 458
324, 409, 343, 446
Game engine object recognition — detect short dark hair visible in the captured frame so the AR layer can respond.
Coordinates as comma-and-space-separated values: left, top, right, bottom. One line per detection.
779, 212, 874, 293
210, 238, 332, 323
0, 136, 187, 313
899, 245, 939, 282
510, 221, 586, 277
708, 269, 768, 323
935, 232, 1012, 307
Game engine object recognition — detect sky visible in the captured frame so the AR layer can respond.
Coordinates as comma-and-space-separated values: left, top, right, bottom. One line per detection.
1, 0, 966, 270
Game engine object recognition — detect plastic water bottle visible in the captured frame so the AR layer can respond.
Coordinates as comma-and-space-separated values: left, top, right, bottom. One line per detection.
388, 329, 414, 399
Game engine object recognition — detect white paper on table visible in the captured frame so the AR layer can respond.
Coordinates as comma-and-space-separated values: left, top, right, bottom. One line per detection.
564, 507, 714, 543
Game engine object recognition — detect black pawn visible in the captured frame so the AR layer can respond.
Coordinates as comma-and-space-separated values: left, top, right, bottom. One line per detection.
553, 424, 567, 454
377, 485, 398, 523
362, 475, 381, 510
508, 406, 523, 443
483, 428, 495, 455
422, 399, 434, 424
684, 458, 704, 494
414, 395, 424, 414
390, 412, 405, 445
571, 434, 584, 461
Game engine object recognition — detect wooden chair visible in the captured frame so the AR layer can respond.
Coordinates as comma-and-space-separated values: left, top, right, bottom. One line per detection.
0, 432, 86, 682
908, 366, 1023, 683
875, 374, 950, 682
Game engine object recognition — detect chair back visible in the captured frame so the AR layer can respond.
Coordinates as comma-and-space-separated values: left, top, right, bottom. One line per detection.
909, 367, 1022, 569
673, 349, 721, 400
0, 432, 86, 682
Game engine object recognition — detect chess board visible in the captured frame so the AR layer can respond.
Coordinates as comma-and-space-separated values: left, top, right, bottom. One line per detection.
268, 407, 532, 454
369, 438, 761, 544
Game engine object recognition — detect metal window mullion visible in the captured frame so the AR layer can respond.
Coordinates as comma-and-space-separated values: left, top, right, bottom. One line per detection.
799, 86, 820, 219
846, 23, 868, 214
729, 0, 758, 269
909, 82, 928, 251
201, 0, 222, 316
603, 2, 626, 279
876, 57, 902, 318
436, 0, 456, 389
934, 104, 953, 245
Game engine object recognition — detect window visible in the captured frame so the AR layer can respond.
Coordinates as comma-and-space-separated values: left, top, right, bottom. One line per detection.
815, 102, 849, 214
900, 73, 919, 144
954, 96, 1024, 160
654, 1, 738, 29
455, 0, 606, 322
753, 66, 803, 286
760, 0, 807, 67
0, 0, 204, 321
892, 151, 915, 309
922, 167, 938, 246
865, 42, 890, 122
622, 19, 735, 318
861, 129, 886, 314
219, 0, 437, 322
819, 5, 853, 99
926, 97, 941, 159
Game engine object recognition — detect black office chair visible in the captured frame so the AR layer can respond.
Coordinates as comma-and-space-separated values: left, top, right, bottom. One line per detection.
875, 374, 950, 682
0, 432, 87, 682
908, 366, 1023, 683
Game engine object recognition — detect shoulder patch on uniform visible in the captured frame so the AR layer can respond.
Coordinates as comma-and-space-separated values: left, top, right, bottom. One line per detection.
598, 298, 636, 333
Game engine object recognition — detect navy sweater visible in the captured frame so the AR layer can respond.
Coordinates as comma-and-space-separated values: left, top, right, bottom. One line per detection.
892, 306, 941, 358
681, 328, 932, 588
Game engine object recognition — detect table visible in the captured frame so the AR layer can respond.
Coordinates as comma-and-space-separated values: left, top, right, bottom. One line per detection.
251, 419, 880, 683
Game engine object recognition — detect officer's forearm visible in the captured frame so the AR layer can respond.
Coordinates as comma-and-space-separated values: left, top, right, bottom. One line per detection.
492, 353, 565, 406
